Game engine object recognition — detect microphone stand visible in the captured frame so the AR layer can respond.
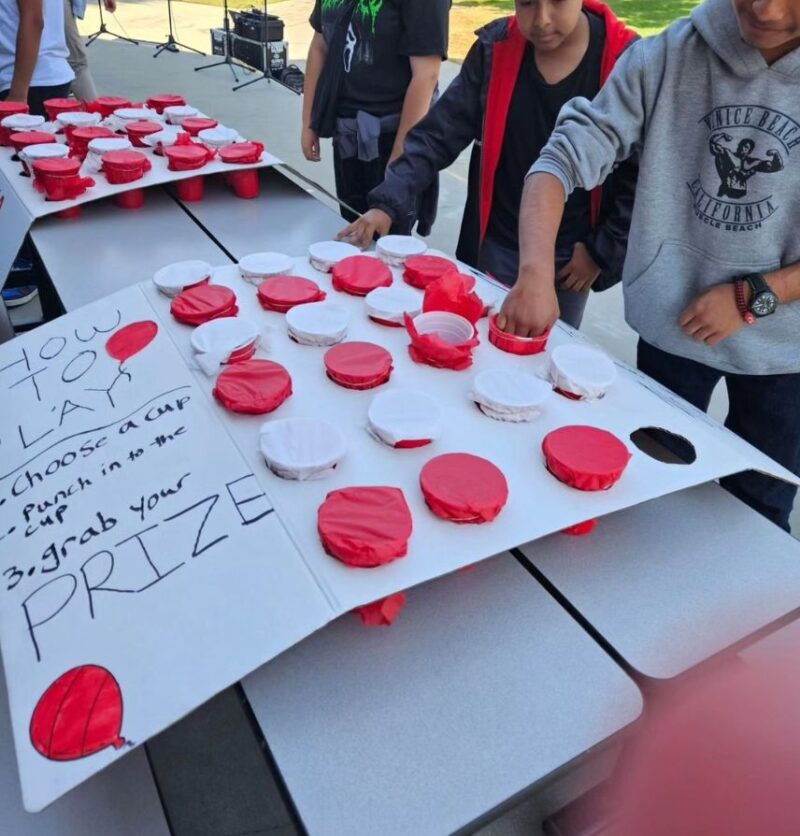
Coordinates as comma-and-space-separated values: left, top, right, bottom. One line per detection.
84, 0, 139, 47
195, 0, 251, 81
153, 0, 206, 58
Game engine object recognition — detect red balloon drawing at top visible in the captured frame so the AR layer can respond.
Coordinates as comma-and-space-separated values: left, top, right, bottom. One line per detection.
105, 320, 158, 364
30, 665, 126, 761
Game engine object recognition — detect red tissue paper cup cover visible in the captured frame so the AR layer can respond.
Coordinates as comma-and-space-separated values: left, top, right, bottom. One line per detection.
147, 93, 186, 113
404, 313, 478, 371
562, 519, 599, 536
331, 255, 393, 296
318, 486, 413, 567
423, 273, 485, 325
10, 131, 55, 153
181, 117, 218, 137
170, 284, 238, 325
164, 143, 215, 171
213, 359, 292, 415
403, 254, 458, 289
420, 453, 509, 524
324, 342, 393, 390
542, 425, 632, 491
218, 141, 265, 165
353, 592, 407, 627
257, 276, 325, 312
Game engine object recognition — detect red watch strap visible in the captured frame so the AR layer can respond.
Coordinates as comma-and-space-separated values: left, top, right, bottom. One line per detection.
734, 280, 756, 325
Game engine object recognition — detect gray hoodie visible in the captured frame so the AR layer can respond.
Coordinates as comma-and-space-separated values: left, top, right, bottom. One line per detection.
530, 0, 800, 375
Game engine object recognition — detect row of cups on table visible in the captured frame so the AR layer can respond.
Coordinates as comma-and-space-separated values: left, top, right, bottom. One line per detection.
0, 95, 265, 211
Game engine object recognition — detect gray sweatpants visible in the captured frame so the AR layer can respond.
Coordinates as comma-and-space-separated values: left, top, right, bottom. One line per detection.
64, 0, 98, 101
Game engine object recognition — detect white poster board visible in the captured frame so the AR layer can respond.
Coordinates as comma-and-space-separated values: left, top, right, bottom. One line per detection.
1, 261, 797, 812
0, 287, 332, 812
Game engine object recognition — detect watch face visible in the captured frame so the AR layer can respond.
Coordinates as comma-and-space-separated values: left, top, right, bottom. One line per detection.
752, 291, 778, 317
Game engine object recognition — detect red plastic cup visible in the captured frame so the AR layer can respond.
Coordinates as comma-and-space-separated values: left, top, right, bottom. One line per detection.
227, 168, 260, 199
9, 131, 56, 159
488, 315, 551, 355
175, 175, 205, 202
32, 157, 94, 202
100, 150, 152, 184
44, 98, 82, 121
125, 120, 163, 148
68, 125, 115, 160
114, 188, 145, 210
88, 96, 132, 118
58, 205, 83, 219
0, 101, 30, 145
181, 117, 218, 137
146, 94, 186, 114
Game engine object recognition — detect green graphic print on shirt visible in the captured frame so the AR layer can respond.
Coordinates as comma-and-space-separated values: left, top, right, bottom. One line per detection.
322, 0, 384, 33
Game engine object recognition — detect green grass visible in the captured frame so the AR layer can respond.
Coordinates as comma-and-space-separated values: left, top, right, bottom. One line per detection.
454, 0, 702, 37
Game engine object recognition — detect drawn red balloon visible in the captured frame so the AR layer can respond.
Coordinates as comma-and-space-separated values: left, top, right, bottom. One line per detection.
105, 320, 158, 363
30, 665, 126, 761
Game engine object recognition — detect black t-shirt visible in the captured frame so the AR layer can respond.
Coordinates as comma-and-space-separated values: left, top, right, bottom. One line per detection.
310, 0, 450, 118
487, 11, 605, 254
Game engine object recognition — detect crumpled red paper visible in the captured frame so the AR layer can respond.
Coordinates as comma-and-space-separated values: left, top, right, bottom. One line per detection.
543, 426, 632, 491
324, 342, 393, 390
318, 486, 413, 567
353, 592, 407, 627
561, 519, 599, 536
422, 273, 485, 326
257, 276, 325, 312
165, 142, 216, 171
331, 255, 392, 296
171, 284, 238, 325
420, 453, 509, 523
218, 141, 265, 165
403, 254, 458, 289
404, 313, 479, 371
212, 359, 292, 415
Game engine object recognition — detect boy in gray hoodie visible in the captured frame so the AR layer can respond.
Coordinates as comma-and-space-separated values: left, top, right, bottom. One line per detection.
499, 0, 800, 531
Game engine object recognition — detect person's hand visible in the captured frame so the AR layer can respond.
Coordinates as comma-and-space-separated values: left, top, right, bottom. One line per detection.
337, 208, 392, 249
301, 126, 320, 162
104, 0, 117, 12
679, 283, 746, 346
557, 242, 602, 293
496, 275, 559, 338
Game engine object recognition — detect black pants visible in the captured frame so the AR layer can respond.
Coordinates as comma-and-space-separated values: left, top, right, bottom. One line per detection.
0, 83, 72, 118
332, 131, 414, 234
638, 339, 800, 532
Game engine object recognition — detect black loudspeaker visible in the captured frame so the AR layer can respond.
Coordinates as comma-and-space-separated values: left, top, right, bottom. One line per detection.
230, 10, 284, 42
210, 28, 231, 57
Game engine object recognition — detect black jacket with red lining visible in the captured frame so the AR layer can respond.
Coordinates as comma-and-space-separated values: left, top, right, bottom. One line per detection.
368, 1, 639, 290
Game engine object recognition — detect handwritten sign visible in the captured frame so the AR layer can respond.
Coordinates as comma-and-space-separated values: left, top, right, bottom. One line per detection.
0, 287, 332, 811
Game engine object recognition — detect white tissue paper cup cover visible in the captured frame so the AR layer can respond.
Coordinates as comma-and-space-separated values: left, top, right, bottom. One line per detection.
471, 368, 553, 422
365, 286, 422, 324
260, 418, 347, 481
164, 105, 199, 125
286, 302, 349, 346
238, 252, 294, 284
198, 126, 239, 149
85, 137, 132, 172
376, 235, 428, 266
367, 388, 443, 447
152, 260, 213, 297
548, 344, 618, 400
2, 113, 45, 131
20, 143, 69, 167
308, 240, 360, 273
113, 107, 158, 125
412, 311, 475, 345
142, 127, 183, 150
191, 317, 260, 376
57, 111, 101, 129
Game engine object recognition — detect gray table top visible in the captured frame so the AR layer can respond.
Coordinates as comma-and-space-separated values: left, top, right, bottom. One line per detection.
176, 166, 345, 260
30, 189, 232, 311
0, 663, 169, 835
518, 483, 800, 681
243, 553, 642, 836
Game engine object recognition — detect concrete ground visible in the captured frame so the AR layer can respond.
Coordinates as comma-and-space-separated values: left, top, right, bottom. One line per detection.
63, 12, 799, 836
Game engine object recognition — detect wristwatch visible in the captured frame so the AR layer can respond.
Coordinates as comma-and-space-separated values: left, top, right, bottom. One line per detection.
740, 272, 779, 317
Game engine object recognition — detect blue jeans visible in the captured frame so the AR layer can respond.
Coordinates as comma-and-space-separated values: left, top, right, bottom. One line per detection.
638, 339, 800, 532
478, 235, 589, 329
